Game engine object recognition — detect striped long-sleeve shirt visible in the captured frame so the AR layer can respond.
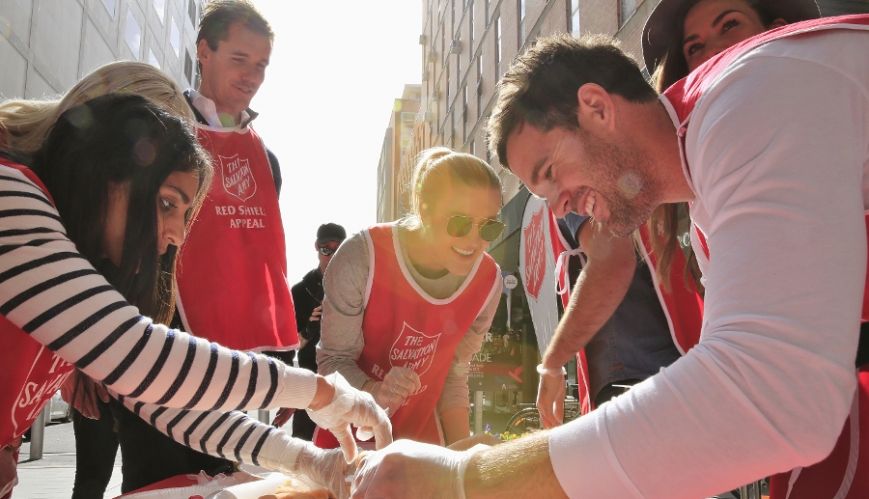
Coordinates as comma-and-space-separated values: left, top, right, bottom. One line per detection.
0, 164, 312, 468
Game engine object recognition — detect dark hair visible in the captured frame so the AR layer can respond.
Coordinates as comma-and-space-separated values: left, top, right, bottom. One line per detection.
197, 0, 273, 51
32, 94, 212, 323
653, 0, 778, 89
488, 33, 657, 170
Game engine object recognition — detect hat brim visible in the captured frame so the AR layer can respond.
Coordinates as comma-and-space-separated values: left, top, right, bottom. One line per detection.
641, 0, 820, 72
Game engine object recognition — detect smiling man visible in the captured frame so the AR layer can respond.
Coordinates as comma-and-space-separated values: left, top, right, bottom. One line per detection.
350, 14, 869, 499
107, 1, 301, 492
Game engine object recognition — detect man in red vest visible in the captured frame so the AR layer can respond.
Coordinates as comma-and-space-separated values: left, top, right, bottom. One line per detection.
108, 1, 300, 491
350, 15, 869, 499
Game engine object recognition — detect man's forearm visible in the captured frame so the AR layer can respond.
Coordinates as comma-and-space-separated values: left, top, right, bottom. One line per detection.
543, 231, 636, 369
464, 431, 567, 498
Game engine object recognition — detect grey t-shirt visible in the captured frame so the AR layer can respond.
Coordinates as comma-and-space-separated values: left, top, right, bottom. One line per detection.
316, 226, 501, 413
562, 213, 681, 401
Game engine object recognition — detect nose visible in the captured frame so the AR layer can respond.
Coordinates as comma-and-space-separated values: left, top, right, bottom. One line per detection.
549, 191, 571, 218
160, 219, 186, 255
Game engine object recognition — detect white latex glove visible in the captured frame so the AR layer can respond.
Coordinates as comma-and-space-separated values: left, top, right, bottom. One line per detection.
293, 441, 352, 499
366, 366, 421, 414
307, 372, 392, 462
351, 439, 475, 499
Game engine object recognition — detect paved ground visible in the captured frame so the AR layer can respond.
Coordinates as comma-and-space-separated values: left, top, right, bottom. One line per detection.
16, 420, 123, 498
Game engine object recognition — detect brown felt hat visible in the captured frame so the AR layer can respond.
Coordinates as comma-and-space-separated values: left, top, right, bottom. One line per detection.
641, 0, 821, 71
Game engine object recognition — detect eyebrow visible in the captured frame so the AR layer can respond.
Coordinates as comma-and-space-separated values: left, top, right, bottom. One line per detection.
529, 157, 548, 186
683, 9, 740, 46
165, 184, 191, 204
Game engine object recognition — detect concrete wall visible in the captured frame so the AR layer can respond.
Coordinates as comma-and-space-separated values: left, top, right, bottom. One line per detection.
0, 0, 201, 101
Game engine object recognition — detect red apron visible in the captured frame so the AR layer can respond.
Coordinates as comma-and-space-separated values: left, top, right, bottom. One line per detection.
0, 161, 74, 447
315, 223, 500, 446
663, 15, 869, 498
176, 125, 298, 350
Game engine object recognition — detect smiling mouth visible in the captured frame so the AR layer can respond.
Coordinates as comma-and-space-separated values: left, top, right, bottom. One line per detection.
452, 246, 475, 257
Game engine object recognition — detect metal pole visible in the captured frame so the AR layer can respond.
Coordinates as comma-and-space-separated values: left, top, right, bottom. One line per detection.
28, 405, 49, 461
474, 390, 484, 434
257, 409, 270, 424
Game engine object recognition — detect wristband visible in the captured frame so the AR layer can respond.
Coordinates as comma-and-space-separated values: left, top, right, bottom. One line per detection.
536, 364, 567, 377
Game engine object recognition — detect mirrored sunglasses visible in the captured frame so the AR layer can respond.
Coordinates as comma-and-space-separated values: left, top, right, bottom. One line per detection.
446, 215, 505, 242
318, 246, 337, 256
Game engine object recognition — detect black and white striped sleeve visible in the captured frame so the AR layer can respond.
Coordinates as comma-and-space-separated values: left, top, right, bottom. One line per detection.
0, 166, 318, 411
120, 397, 301, 472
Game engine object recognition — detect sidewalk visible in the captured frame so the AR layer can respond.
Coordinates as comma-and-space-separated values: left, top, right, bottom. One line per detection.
15, 421, 123, 498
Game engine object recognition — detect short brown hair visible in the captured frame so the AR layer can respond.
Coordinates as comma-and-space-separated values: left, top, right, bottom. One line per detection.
197, 0, 273, 50
487, 34, 656, 169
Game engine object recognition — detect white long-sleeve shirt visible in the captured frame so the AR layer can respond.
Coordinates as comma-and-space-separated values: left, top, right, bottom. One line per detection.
0, 164, 316, 468
549, 28, 869, 498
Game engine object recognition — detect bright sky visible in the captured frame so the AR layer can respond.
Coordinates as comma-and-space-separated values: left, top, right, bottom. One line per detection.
251, 1, 422, 280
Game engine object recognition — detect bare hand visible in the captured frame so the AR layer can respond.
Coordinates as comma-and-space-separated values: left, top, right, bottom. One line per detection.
368, 367, 421, 414
309, 305, 323, 323
60, 370, 110, 420
536, 367, 566, 429
272, 407, 294, 428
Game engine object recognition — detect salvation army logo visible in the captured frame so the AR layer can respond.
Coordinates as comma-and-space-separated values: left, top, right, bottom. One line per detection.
218, 154, 257, 201
523, 207, 546, 299
12, 347, 72, 437
389, 322, 441, 375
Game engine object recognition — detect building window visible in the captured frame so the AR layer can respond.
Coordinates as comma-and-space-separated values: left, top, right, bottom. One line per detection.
170, 17, 182, 57
184, 50, 194, 85
153, 0, 166, 24
148, 48, 160, 69
100, 0, 117, 17
124, 10, 142, 58
476, 55, 483, 118
445, 64, 451, 111
619, 0, 641, 27
463, 86, 468, 135
188, 0, 198, 27
468, 0, 474, 61
517, 0, 526, 46
569, 0, 580, 36
484, 0, 490, 24
495, 15, 501, 79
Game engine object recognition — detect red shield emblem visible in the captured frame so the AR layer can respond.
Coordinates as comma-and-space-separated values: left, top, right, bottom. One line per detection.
523, 207, 546, 299
218, 154, 257, 201
389, 322, 441, 375
11, 346, 72, 437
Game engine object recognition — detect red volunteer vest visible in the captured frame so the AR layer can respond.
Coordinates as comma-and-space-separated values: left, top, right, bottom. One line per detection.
175, 125, 298, 350
0, 161, 74, 447
663, 15, 869, 498
315, 223, 500, 446
564, 223, 704, 415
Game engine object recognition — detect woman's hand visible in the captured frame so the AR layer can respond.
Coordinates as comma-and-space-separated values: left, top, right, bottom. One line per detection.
307, 373, 392, 462
59, 370, 109, 420
364, 367, 421, 414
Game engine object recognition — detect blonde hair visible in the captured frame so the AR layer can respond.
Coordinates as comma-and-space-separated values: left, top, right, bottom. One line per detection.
405, 147, 502, 228
0, 61, 193, 156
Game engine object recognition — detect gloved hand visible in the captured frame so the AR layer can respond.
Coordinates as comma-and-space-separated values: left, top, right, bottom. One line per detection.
351, 439, 476, 499
307, 372, 392, 462
293, 441, 352, 499
535, 364, 567, 429
365, 366, 421, 414
60, 369, 109, 420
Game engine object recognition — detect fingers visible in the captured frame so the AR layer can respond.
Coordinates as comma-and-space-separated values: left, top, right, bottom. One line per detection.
537, 375, 566, 429
332, 424, 359, 463
384, 367, 421, 397
272, 408, 294, 427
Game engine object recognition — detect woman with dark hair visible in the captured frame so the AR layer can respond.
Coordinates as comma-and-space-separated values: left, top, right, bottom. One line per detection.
316, 147, 504, 448
0, 94, 390, 498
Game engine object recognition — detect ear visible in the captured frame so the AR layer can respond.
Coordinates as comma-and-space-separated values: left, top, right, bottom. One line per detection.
576, 83, 616, 134
196, 39, 212, 66
768, 18, 787, 29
